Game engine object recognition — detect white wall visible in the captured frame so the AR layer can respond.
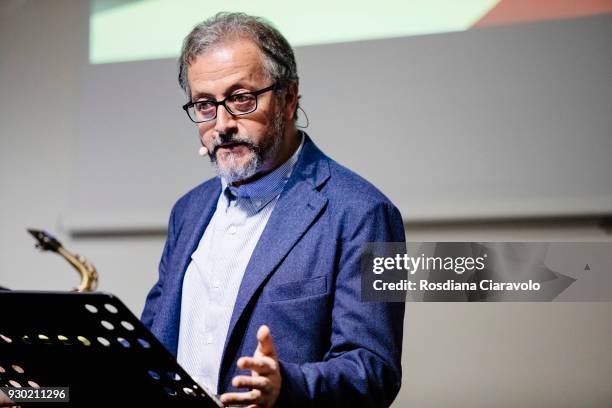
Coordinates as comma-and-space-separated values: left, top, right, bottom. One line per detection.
0, 0, 162, 312
396, 221, 612, 407
0, 1, 610, 407
1, 0, 81, 292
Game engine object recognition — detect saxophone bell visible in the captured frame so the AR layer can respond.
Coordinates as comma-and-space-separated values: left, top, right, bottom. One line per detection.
27, 229, 99, 292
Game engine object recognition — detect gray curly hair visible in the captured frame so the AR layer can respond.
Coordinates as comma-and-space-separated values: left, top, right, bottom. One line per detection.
178, 12, 300, 119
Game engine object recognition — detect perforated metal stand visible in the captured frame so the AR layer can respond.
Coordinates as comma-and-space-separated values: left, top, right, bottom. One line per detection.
0, 291, 222, 407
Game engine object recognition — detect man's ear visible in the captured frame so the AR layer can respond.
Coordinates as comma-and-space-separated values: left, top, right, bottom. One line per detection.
285, 82, 299, 122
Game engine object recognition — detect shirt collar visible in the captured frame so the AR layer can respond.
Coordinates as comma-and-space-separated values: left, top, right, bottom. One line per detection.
220, 132, 304, 212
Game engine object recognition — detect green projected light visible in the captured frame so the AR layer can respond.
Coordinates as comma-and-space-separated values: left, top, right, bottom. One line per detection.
90, 0, 499, 64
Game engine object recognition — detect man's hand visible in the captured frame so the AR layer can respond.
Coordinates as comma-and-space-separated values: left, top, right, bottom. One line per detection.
220, 325, 282, 408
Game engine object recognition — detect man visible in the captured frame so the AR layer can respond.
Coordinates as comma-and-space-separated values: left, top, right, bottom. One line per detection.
142, 12, 405, 408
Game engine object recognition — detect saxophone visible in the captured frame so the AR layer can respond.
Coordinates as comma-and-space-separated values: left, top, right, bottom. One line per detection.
27, 229, 98, 292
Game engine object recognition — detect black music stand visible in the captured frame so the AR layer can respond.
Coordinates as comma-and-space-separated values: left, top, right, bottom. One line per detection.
0, 291, 222, 407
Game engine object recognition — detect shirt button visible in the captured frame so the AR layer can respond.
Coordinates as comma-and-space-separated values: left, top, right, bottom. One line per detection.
206, 335, 213, 344
255, 200, 262, 207
213, 280, 221, 289
227, 225, 237, 234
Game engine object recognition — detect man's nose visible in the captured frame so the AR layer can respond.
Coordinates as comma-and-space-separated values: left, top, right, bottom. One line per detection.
214, 104, 238, 134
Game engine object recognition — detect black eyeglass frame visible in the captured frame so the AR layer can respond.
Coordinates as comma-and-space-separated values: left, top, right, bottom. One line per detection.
182, 83, 281, 123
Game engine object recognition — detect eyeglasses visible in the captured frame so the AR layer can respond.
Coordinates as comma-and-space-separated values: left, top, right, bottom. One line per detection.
182, 83, 280, 123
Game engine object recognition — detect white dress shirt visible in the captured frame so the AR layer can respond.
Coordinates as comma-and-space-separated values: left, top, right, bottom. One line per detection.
177, 135, 303, 394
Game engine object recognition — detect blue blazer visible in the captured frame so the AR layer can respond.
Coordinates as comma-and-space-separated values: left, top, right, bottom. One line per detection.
142, 134, 406, 407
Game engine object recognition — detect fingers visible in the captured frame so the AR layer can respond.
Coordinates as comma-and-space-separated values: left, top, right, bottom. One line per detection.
222, 325, 281, 408
232, 375, 269, 389
220, 389, 261, 406
255, 325, 277, 358
237, 356, 277, 375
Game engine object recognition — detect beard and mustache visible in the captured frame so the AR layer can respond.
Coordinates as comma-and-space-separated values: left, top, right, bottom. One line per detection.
207, 105, 286, 184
